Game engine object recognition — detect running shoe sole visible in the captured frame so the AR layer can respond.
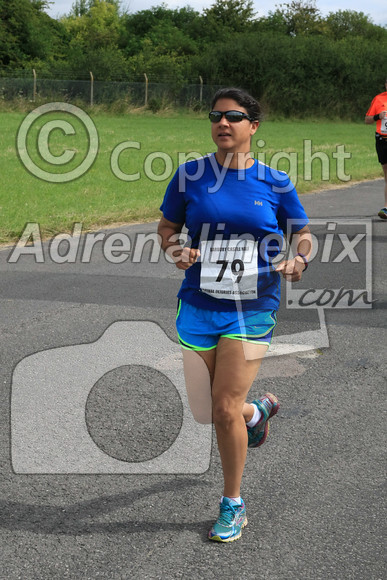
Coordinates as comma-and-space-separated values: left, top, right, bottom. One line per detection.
208, 517, 248, 543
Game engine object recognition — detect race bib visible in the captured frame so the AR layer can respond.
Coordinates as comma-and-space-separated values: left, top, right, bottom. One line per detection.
199, 239, 258, 300
380, 116, 387, 134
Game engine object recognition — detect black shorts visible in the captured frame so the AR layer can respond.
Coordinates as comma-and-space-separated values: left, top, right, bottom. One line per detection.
375, 134, 387, 165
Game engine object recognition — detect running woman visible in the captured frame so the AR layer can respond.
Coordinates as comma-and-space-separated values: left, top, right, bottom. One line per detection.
365, 78, 387, 219
158, 88, 312, 543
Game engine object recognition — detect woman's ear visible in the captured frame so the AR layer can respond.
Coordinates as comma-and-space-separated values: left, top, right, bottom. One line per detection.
250, 121, 259, 136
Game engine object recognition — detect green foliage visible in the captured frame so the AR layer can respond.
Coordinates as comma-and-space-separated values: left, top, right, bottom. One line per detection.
60, 0, 127, 79
324, 10, 385, 40
202, 0, 256, 35
69, 0, 121, 18
142, 21, 198, 56
0, 0, 68, 67
193, 30, 387, 118
63, 0, 121, 49
147, 96, 163, 112
119, 4, 201, 57
268, 0, 324, 36
70, 0, 90, 17
1, 0, 386, 117
126, 42, 187, 85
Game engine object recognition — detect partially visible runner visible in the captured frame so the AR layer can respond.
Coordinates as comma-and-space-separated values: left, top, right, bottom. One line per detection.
365, 78, 387, 219
158, 88, 312, 543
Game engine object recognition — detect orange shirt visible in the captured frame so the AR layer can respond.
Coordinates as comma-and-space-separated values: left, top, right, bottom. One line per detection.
366, 91, 387, 135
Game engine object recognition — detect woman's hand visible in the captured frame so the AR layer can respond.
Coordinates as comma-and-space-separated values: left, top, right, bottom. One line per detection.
157, 216, 201, 271
173, 247, 201, 270
275, 255, 306, 281
276, 225, 312, 280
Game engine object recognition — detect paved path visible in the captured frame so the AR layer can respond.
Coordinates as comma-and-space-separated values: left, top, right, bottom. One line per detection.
0, 180, 385, 579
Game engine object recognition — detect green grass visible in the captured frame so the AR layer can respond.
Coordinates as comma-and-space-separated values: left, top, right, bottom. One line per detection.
0, 109, 383, 244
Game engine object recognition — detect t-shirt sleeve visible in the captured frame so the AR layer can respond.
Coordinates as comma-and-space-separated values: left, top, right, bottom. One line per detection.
366, 95, 387, 134
366, 96, 378, 116
276, 177, 309, 234
159, 168, 186, 224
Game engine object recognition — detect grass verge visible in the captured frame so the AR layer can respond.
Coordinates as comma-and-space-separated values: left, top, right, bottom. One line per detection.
0, 109, 382, 244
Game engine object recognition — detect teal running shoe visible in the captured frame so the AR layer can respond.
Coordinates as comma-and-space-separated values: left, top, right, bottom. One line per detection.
247, 392, 280, 448
378, 207, 387, 219
208, 497, 247, 543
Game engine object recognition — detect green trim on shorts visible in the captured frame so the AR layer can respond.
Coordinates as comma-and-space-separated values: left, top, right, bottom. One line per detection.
177, 331, 217, 351
221, 310, 276, 341
177, 299, 216, 350
221, 310, 277, 345
177, 300, 216, 351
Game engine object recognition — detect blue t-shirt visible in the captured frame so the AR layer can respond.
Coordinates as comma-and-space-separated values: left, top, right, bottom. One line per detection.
160, 153, 308, 312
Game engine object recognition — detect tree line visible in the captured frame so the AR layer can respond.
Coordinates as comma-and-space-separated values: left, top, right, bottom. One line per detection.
1, 0, 386, 116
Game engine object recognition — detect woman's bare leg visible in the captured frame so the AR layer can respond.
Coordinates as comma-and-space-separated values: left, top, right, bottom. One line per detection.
210, 338, 268, 498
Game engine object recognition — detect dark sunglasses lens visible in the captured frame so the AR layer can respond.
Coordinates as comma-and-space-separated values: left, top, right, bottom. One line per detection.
209, 112, 222, 122
209, 111, 249, 123
225, 112, 245, 122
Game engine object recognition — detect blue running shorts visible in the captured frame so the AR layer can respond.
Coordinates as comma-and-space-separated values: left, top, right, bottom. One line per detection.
176, 299, 277, 351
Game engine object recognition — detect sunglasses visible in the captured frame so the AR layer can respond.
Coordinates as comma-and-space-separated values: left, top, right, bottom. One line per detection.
208, 110, 254, 123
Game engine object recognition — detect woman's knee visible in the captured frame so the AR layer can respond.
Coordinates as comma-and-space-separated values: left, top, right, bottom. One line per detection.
212, 397, 243, 427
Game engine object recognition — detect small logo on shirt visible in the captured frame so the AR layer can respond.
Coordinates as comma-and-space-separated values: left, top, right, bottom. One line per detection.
254, 200, 263, 206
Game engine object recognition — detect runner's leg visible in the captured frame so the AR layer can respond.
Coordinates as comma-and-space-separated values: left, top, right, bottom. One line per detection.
210, 338, 268, 498
182, 343, 267, 425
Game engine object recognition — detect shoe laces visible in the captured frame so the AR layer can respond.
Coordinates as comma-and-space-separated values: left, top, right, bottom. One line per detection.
218, 503, 237, 527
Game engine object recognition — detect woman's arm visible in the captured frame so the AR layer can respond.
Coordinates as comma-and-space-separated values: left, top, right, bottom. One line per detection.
275, 225, 312, 281
157, 216, 200, 270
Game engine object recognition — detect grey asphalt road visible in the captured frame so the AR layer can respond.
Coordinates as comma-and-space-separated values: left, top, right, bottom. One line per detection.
0, 180, 386, 579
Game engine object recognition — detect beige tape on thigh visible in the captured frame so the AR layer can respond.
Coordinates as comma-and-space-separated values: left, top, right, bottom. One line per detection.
182, 349, 213, 424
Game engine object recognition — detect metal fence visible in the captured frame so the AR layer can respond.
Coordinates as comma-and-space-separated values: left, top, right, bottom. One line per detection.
0, 70, 222, 108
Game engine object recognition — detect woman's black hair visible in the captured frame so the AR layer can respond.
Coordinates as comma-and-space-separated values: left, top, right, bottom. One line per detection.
211, 88, 262, 122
